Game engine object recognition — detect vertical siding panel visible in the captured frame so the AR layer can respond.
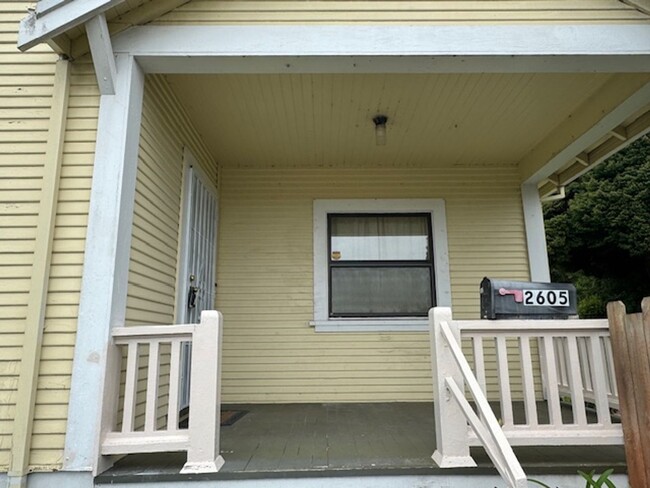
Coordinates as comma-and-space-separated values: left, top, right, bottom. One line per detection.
217, 166, 531, 403
0, 0, 58, 470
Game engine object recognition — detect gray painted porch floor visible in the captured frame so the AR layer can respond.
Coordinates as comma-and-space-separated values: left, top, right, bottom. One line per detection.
95, 402, 626, 484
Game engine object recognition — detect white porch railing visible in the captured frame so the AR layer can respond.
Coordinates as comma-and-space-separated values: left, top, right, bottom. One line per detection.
429, 307, 623, 488
99, 310, 224, 474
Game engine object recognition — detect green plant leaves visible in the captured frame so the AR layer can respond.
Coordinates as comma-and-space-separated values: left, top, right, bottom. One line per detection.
527, 469, 617, 488
578, 468, 616, 488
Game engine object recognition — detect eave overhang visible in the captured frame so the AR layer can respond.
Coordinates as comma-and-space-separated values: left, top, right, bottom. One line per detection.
16, 2, 650, 196
18, 0, 126, 52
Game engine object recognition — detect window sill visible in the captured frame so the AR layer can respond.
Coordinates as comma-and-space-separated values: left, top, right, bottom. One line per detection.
309, 319, 428, 333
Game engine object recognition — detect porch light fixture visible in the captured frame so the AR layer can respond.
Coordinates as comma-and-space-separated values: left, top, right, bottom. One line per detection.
373, 115, 388, 146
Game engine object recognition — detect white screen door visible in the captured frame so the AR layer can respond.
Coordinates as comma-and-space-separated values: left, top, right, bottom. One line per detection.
177, 150, 218, 408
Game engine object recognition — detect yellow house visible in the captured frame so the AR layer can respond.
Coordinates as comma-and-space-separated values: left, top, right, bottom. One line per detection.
1, 1, 649, 487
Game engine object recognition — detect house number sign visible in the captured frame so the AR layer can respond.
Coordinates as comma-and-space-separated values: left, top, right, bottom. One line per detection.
522, 289, 570, 306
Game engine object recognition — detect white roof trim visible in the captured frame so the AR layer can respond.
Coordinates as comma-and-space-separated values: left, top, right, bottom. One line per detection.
18, 0, 126, 51
111, 24, 650, 74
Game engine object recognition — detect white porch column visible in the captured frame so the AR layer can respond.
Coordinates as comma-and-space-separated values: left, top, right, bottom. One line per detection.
521, 183, 551, 283
63, 54, 144, 473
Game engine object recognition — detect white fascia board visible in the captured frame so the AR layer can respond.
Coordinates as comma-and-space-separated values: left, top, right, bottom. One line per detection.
18, 0, 126, 51
37, 0, 75, 17
111, 24, 650, 74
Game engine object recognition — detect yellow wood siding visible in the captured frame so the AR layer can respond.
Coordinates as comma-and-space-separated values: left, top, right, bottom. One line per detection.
156, 0, 650, 25
29, 59, 98, 469
125, 74, 217, 327
0, 1, 58, 471
217, 165, 532, 403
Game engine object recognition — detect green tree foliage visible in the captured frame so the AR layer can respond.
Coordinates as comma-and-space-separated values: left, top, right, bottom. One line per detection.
544, 136, 650, 318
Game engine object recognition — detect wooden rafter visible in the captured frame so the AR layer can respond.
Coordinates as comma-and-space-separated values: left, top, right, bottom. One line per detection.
621, 0, 650, 16
609, 125, 628, 141
539, 109, 650, 200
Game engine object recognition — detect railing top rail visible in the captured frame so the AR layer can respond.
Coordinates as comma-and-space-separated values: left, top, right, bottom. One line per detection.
454, 318, 609, 334
112, 324, 196, 342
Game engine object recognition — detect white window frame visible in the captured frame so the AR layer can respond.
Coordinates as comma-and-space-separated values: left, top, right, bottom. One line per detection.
312, 199, 451, 332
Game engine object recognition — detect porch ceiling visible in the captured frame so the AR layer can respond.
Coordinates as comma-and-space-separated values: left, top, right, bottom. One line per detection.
165, 72, 614, 169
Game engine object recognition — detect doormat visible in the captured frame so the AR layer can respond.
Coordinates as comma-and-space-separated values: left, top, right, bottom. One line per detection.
221, 409, 248, 426
178, 407, 248, 428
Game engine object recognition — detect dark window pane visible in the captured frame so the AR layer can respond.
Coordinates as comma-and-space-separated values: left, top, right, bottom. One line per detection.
330, 215, 430, 261
331, 267, 433, 316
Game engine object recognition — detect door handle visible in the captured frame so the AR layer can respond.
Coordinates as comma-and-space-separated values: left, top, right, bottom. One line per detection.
188, 286, 199, 309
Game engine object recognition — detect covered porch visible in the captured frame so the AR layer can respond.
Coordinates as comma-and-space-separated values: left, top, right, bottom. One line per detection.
96, 402, 626, 485
94, 309, 630, 488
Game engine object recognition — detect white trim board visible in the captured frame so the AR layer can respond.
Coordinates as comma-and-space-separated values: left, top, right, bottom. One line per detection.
111, 25, 650, 74
312, 199, 451, 333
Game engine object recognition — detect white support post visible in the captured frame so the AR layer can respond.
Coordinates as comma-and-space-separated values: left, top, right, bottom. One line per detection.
63, 54, 144, 474
521, 182, 552, 401
86, 13, 117, 95
429, 307, 476, 468
521, 183, 551, 283
181, 311, 225, 474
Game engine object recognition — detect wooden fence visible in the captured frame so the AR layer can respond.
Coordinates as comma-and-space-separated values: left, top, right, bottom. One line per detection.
607, 298, 650, 488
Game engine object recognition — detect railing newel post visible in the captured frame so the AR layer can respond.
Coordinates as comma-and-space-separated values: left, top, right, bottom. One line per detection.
430, 307, 476, 467
180, 310, 225, 474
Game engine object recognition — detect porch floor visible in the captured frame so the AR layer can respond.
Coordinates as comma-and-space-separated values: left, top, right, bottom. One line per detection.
95, 402, 626, 484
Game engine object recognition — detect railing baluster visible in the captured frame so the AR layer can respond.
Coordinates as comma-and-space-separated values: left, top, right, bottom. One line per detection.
588, 335, 612, 425
603, 336, 618, 399
472, 336, 487, 395
145, 340, 160, 432
519, 336, 538, 426
554, 337, 568, 390
496, 336, 513, 427
578, 337, 593, 395
542, 335, 563, 426
167, 339, 182, 431
122, 341, 139, 433
565, 335, 587, 426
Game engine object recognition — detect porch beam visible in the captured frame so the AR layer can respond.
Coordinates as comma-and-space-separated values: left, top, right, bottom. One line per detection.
86, 14, 117, 95
111, 24, 650, 74
17, 0, 126, 51
63, 54, 144, 474
520, 76, 650, 185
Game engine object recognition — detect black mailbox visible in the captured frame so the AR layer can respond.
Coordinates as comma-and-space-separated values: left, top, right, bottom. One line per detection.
480, 277, 577, 320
